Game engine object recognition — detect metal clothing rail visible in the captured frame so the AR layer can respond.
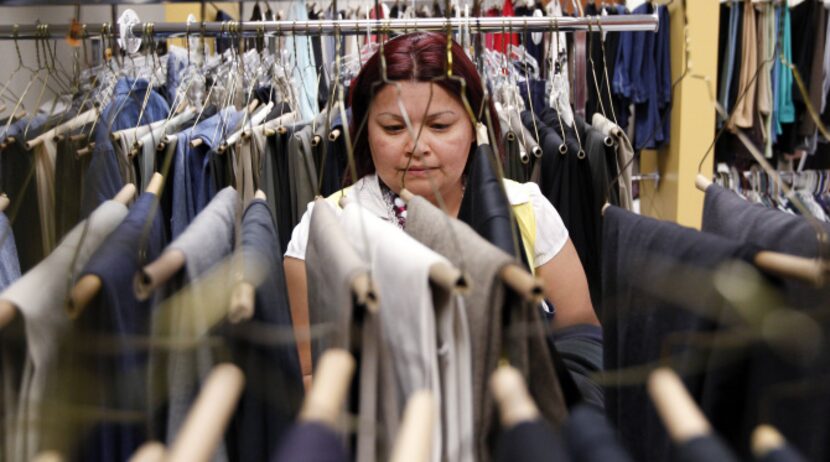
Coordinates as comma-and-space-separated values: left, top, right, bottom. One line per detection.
0, 14, 659, 40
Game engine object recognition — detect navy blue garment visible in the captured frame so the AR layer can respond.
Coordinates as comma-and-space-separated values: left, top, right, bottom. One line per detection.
273, 422, 347, 462
676, 435, 740, 462
222, 199, 304, 461
760, 443, 808, 462
700, 184, 830, 461
564, 404, 633, 462
602, 206, 760, 462
518, 80, 549, 120
170, 107, 243, 238
65, 191, 166, 461
612, 3, 671, 150
495, 420, 571, 462
81, 78, 170, 217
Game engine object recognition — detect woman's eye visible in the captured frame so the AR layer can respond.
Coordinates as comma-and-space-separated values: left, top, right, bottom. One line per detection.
382, 125, 405, 132
431, 123, 450, 130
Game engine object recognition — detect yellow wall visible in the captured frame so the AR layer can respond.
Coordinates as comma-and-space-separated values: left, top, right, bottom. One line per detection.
164, 3, 240, 53
639, 0, 719, 229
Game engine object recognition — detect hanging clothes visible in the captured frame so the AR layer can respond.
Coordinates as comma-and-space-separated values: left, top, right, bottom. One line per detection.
0, 200, 128, 462
62, 191, 166, 461
563, 404, 634, 462
701, 184, 830, 461
221, 198, 304, 462
152, 187, 238, 462
602, 205, 761, 462
82, 78, 170, 218
612, 2, 672, 150
494, 419, 569, 462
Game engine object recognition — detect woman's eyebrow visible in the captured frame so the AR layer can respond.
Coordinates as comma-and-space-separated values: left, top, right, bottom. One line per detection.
376, 110, 456, 118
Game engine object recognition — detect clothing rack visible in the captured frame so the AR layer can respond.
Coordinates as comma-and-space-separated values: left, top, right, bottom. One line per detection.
0, 14, 659, 40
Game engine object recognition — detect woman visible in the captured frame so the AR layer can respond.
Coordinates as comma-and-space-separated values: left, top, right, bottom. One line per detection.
284, 32, 599, 385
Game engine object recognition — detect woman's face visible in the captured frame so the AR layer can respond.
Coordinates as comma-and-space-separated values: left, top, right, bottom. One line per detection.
367, 81, 474, 202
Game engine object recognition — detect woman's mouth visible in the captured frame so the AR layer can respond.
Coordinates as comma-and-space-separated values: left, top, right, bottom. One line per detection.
401, 167, 436, 177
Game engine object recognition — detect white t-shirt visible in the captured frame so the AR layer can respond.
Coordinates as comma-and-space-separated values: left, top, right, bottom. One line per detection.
284, 174, 569, 269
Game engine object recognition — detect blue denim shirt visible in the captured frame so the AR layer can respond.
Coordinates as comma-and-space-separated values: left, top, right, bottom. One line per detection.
81, 78, 170, 217
612, 4, 672, 150
0, 212, 21, 291
170, 107, 243, 238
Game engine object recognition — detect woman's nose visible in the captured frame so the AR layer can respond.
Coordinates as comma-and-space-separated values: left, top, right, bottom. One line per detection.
404, 130, 431, 159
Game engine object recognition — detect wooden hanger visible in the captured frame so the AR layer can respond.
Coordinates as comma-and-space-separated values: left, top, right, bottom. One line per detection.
299, 348, 356, 427
390, 390, 435, 462
25, 107, 99, 150
31, 450, 63, 462
694, 174, 829, 286
647, 367, 711, 444
398, 188, 543, 302
490, 363, 541, 428
167, 363, 245, 462
217, 101, 274, 154
134, 248, 185, 301
128, 442, 166, 462
751, 425, 788, 459
68, 174, 163, 318
0, 183, 136, 330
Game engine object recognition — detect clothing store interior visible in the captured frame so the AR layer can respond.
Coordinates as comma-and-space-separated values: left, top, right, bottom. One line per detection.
0, 0, 828, 461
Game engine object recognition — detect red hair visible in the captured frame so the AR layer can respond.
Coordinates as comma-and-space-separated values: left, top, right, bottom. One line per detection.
347, 32, 500, 180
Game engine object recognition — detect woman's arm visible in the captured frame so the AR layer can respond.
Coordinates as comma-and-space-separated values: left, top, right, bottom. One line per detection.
284, 256, 313, 390
535, 238, 600, 330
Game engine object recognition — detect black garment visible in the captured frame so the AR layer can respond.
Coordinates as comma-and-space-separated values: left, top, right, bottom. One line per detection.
307, 8, 328, 111
700, 184, 830, 462
535, 109, 602, 312
215, 9, 235, 54
0, 138, 44, 273
503, 130, 529, 183
579, 117, 618, 312
584, 4, 623, 123
549, 325, 604, 410
61, 192, 166, 461
495, 420, 570, 462
564, 404, 633, 462
760, 444, 809, 462
272, 422, 347, 462
789, 1, 820, 106
676, 435, 740, 462
223, 199, 304, 461
55, 125, 93, 242
266, 127, 295, 253
316, 123, 348, 198
246, 3, 265, 51
602, 206, 760, 462
458, 144, 521, 261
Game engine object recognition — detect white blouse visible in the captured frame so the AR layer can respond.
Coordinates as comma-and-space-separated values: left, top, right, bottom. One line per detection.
284, 174, 569, 268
